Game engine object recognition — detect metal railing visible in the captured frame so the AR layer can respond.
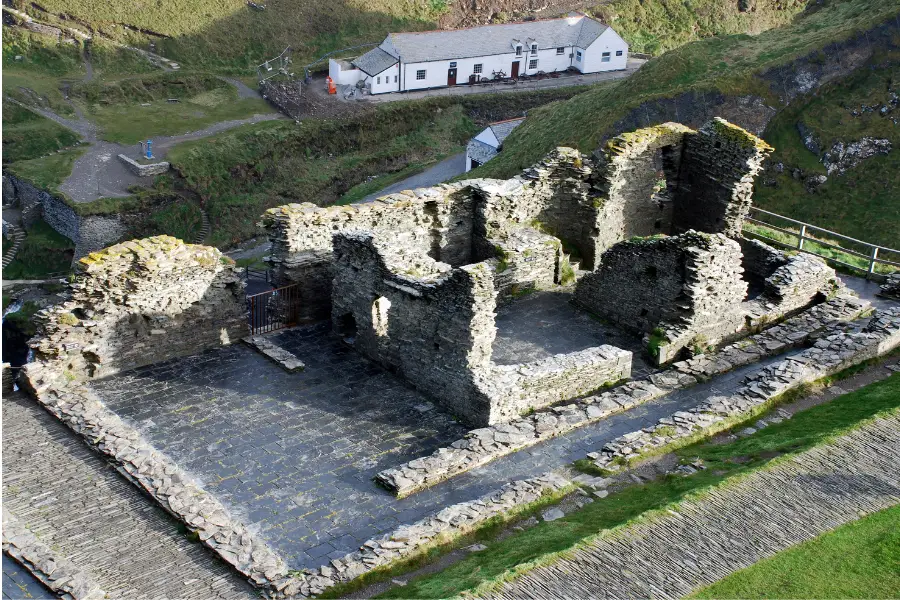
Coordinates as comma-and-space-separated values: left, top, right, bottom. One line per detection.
247, 284, 301, 335
244, 267, 270, 283
743, 207, 900, 281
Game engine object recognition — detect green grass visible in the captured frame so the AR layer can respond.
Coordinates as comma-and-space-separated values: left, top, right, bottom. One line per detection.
377, 372, 900, 599
744, 222, 898, 276
3, 300, 43, 338
3, 219, 75, 279
4, 148, 85, 191
692, 504, 900, 599
752, 55, 900, 249
1, 100, 81, 162
336, 159, 439, 205
122, 196, 204, 242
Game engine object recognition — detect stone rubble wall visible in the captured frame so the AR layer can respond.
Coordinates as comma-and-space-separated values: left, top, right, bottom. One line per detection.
880, 273, 900, 300
3, 509, 106, 600
575, 231, 747, 364
374, 293, 870, 497
588, 306, 900, 470
331, 230, 498, 426
117, 154, 170, 176
672, 118, 773, 237
478, 346, 632, 424
17, 235, 294, 594
590, 122, 691, 260
270, 473, 571, 598
491, 227, 562, 300
25, 236, 247, 382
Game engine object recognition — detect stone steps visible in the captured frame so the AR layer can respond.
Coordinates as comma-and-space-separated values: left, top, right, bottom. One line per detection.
193, 208, 210, 244
3, 222, 26, 268
488, 413, 900, 600
2, 393, 256, 600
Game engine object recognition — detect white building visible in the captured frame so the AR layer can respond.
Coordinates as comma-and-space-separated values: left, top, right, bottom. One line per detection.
466, 118, 525, 171
340, 14, 627, 95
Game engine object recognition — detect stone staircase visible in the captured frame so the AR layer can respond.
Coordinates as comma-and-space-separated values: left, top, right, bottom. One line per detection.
2, 223, 26, 268
193, 208, 210, 244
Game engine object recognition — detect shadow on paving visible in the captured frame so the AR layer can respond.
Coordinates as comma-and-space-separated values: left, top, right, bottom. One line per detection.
90, 318, 800, 570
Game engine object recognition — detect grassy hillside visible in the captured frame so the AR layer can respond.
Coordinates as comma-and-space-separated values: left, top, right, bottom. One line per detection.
753, 57, 900, 248
2, 100, 81, 162
478, 0, 900, 181
9, 0, 808, 73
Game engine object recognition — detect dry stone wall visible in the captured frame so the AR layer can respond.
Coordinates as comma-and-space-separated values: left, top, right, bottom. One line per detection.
575, 231, 747, 364
672, 118, 773, 237
25, 236, 247, 383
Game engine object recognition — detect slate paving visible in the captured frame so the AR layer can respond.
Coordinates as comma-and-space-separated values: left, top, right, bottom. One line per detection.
2, 393, 255, 599
92, 321, 789, 570
492, 289, 653, 376
2, 554, 55, 600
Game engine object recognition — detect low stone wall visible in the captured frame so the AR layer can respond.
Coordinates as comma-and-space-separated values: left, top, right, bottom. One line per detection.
274, 473, 570, 598
3, 509, 106, 600
879, 273, 900, 300
117, 154, 170, 176
479, 346, 632, 423
589, 306, 900, 470
374, 292, 870, 497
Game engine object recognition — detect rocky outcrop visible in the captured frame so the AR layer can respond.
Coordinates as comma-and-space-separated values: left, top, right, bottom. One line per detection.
821, 137, 891, 175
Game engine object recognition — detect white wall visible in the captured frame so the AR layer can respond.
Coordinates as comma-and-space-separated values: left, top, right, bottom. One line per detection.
369, 63, 400, 94
329, 59, 363, 86
579, 28, 628, 73
473, 127, 499, 148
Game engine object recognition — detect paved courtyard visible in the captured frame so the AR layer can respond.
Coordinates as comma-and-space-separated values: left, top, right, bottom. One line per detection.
492, 289, 654, 376
91, 320, 790, 570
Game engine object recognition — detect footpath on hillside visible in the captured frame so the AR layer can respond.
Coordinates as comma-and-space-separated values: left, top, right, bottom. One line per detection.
487, 411, 900, 600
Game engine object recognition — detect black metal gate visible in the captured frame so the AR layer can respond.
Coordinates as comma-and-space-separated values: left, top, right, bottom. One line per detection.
247, 284, 301, 335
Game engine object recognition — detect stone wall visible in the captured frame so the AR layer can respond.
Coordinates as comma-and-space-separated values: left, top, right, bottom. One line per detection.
575, 231, 747, 364
75, 215, 127, 259
24, 236, 247, 384
117, 154, 170, 177
331, 231, 497, 425
491, 227, 562, 300
672, 118, 773, 236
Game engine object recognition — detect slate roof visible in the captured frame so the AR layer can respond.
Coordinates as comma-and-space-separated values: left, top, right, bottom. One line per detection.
382, 15, 608, 64
353, 47, 398, 76
467, 139, 499, 166
490, 118, 525, 146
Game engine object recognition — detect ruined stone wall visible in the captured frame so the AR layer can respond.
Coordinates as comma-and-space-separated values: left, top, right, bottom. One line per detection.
589, 123, 692, 261
491, 228, 562, 300
24, 236, 247, 385
331, 231, 497, 425
575, 231, 747, 364
673, 118, 773, 237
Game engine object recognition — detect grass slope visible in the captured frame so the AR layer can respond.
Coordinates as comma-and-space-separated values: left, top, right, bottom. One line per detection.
692, 504, 900, 599
376, 372, 900, 599
14, 0, 807, 73
753, 56, 900, 248
2, 100, 81, 162
3, 219, 75, 279
478, 0, 900, 182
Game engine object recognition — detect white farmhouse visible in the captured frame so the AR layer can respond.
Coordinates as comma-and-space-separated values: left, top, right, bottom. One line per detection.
340, 14, 627, 95
466, 117, 525, 171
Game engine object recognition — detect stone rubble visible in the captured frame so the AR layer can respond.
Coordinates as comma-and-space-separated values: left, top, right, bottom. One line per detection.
244, 335, 306, 371
374, 293, 869, 497
588, 306, 900, 470
3, 509, 106, 600
822, 137, 892, 175
879, 272, 900, 300
265, 473, 570, 599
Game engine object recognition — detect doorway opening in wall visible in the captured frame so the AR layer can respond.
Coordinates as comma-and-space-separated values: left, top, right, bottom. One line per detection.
336, 313, 358, 345
372, 297, 391, 336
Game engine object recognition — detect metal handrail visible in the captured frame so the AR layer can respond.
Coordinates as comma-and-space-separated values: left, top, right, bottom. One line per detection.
744, 207, 899, 280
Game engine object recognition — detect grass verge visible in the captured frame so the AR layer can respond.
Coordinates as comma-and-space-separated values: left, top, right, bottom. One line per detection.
691, 504, 900, 599
2, 219, 74, 279
5, 148, 85, 192
377, 371, 900, 599
2, 100, 81, 162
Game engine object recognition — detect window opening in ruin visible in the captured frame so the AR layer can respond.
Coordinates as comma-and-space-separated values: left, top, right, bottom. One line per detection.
372, 297, 391, 336
644, 265, 658, 278
337, 313, 358, 344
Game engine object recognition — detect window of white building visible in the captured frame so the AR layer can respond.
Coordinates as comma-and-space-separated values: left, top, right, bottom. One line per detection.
416, 69, 426, 80
576, 50, 582, 61
473, 63, 483, 73
530, 44, 538, 55
556, 47, 564, 54
516, 45, 523, 56
376, 76, 381, 84
602, 52, 611, 62
616, 50, 623, 56
529, 59, 538, 69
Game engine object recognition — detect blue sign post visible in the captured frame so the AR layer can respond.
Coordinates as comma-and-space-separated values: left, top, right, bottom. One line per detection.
146, 140, 153, 160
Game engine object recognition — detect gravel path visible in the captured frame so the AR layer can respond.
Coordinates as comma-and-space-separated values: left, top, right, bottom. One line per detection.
488, 412, 900, 600
2, 392, 256, 600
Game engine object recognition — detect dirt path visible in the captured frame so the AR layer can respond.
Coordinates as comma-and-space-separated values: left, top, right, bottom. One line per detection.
358, 152, 467, 203
487, 413, 900, 600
